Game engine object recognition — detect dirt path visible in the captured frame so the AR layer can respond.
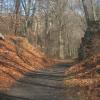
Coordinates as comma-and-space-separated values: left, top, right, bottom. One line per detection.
0, 64, 82, 100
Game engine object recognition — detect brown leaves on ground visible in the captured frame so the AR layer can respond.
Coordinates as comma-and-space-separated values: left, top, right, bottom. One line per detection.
64, 54, 100, 100
64, 78, 100, 87
64, 54, 100, 86
65, 54, 100, 79
0, 35, 54, 91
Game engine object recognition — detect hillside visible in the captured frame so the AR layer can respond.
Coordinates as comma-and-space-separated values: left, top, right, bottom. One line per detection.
64, 54, 100, 100
0, 35, 55, 91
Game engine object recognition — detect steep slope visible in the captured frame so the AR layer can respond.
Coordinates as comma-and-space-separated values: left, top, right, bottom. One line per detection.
0, 35, 54, 91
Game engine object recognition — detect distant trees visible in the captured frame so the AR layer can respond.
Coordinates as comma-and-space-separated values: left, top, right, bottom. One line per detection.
0, 0, 100, 59
31, 0, 85, 59
81, 0, 99, 24
0, 0, 3, 15
20, 0, 36, 35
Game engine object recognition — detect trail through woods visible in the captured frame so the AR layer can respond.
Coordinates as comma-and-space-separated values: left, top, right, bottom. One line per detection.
0, 35, 99, 100
0, 35, 55, 90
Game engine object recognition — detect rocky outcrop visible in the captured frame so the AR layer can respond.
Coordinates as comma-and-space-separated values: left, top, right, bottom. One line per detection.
0, 33, 4, 40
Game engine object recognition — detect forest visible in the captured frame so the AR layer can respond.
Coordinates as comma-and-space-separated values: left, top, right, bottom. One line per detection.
0, 0, 100, 100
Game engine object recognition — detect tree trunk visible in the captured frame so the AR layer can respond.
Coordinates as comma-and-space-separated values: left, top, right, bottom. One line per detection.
15, 0, 20, 35
81, 0, 90, 25
91, 0, 97, 21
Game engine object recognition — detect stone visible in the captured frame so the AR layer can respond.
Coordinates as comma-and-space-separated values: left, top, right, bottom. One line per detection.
0, 33, 5, 40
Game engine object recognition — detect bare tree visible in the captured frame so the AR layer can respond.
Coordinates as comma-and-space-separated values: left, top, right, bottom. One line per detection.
15, 0, 20, 35
0, 0, 4, 15
21, 0, 36, 36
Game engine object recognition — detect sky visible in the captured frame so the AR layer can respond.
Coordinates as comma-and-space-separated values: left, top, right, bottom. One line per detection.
1, 0, 100, 16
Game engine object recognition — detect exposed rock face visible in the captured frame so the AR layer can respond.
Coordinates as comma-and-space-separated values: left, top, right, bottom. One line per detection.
0, 33, 4, 40
78, 21, 100, 60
